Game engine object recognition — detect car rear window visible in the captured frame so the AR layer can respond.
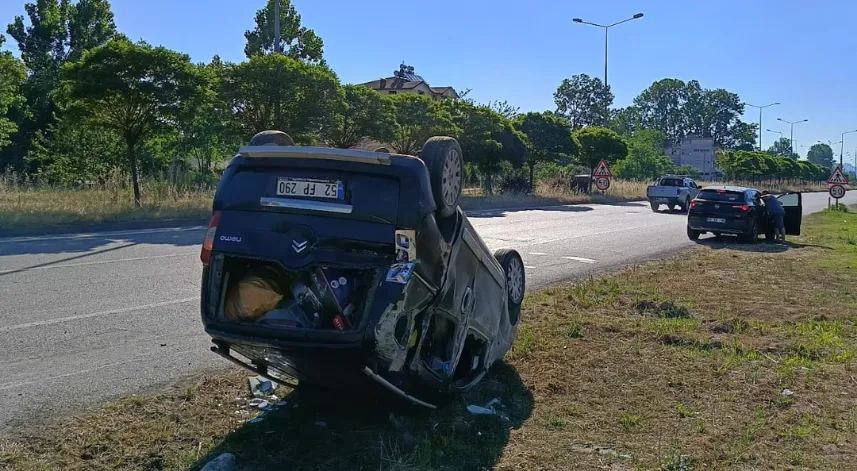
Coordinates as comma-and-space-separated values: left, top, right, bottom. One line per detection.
698, 190, 746, 203
658, 178, 684, 187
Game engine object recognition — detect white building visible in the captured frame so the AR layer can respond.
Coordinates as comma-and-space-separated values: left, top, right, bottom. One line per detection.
665, 135, 721, 179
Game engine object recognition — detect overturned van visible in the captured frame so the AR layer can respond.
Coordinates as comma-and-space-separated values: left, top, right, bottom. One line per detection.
199, 132, 526, 409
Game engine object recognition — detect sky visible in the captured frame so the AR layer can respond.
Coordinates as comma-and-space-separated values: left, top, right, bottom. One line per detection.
2, 0, 857, 163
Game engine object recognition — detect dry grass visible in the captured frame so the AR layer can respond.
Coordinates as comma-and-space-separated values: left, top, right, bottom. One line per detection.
0, 171, 829, 231
2, 208, 855, 470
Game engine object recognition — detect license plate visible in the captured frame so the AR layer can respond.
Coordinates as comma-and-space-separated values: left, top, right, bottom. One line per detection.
276, 178, 343, 199
707, 217, 726, 224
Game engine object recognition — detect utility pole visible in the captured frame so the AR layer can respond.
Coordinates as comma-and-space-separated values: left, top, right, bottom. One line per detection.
840, 129, 857, 168
745, 103, 779, 151
572, 13, 644, 127
776, 117, 808, 156
274, 0, 282, 53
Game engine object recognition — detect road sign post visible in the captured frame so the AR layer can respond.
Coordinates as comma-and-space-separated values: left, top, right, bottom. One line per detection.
826, 165, 849, 208
592, 160, 612, 194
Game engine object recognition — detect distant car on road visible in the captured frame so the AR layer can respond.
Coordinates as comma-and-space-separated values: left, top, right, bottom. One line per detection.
647, 175, 701, 212
686, 186, 803, 243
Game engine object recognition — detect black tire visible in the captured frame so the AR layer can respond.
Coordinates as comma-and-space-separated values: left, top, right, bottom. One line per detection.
650, 202, 659, 212
742, 221, 759, 244
687, 226, 701, 241
679, 199, 688, 212
420, 137, 464, 218
248, 130, 295, 146
494, 249, 525, 327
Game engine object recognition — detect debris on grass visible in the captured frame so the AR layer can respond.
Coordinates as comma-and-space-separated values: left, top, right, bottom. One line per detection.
634, 300, 693, 319
200, 452, 236, 471
248, 375, 275, 397
465, 398, 509, 421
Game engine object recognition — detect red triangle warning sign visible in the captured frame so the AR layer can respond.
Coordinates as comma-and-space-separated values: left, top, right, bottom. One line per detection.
593, 159, 612, 177
827, 165, 850, 185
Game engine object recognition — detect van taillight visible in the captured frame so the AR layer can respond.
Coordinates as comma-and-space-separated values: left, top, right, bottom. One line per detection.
200, 211, 221, 266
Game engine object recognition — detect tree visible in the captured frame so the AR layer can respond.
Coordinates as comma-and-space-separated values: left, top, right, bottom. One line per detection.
487, 100, 520, 120
220, 53, 342, 142
514, 111, 578, 188
243, 0, 324, 63
59, 39, 205, 205
0, 35, 27, 150
323, 85, 395, 149
6, 0, 118, 168
613, 129, 675, 181
609, 106, 641, 137
767, 137, 798, 159
573, 127, 628, 192
554, 74, 613, 129
388, 94, 456, 155
807, 143, 834, 168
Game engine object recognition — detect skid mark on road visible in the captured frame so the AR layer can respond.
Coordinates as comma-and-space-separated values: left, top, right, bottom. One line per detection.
0, 298, 197, 333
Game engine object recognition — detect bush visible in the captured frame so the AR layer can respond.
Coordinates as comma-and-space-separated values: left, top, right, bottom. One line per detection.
498, 170, 531, 195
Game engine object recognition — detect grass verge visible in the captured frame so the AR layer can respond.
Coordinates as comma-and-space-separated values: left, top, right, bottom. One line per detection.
0, 177, 829, 231
2, 211, 856, 471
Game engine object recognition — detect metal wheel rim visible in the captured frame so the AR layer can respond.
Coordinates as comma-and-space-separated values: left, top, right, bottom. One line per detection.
441, 149, 462, 207
507, 256, 524, 304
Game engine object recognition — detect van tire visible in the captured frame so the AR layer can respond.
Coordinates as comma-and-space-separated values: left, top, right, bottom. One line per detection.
421, 137, 464, 218
650, 202, 659, 212
248, 130, 295, 146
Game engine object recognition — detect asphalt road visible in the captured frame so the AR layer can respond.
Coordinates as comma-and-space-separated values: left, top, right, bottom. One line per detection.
1, 192, 853, 430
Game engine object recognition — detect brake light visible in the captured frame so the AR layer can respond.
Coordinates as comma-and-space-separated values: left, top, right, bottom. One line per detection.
690, 200, 698, 209
200, 211, 221, 266
732, 205, 750, 212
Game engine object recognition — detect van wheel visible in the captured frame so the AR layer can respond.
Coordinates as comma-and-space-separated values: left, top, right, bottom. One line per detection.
248, 130, 295, 146
494, 249, 525, 326
421, 137, 463, 218
687, 226, 701, 241
650, 202, 659, 212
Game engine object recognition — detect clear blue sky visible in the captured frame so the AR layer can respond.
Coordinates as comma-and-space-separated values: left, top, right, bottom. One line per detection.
3, 0, 857, 162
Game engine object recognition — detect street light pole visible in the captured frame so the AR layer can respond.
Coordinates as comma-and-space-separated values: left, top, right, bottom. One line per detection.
745, 103, 779, 150
274, 0, 281, 53
776, 117, 808, 156
840, 129, 857, 167
573, 12, 644, 126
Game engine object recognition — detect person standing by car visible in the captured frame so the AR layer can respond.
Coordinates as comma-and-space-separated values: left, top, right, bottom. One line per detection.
761, 191, 786, 242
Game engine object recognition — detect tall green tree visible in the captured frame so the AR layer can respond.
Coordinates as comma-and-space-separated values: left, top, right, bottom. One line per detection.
220, 53, 341, 142
59, 39, 205, 205
5, 0, 118, 168
514, 111, 578, 187
388, 94, 456, 155
243, 0, 324, 63
807, 143, 834, 168
573, 127, 628, 192
323, 85, 395, 149
767, 137, 797, 159
554, 73, 613, 129
487, 100, 520, 120
0, 35, 27, 151
613, 129, 674, 181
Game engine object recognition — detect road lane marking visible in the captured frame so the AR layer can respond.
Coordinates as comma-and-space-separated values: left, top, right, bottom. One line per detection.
528, 252, 546, 256
0, 298, 197, 333
563, 256, 596, 264
0, 252, 198, 275
525, 266, 536, 269
0, 226, 206, 244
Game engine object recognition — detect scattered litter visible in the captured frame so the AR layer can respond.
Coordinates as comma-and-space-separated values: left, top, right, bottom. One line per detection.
275, 401, 288, 407
248, 398, 265, 407
269, 395, 278, 401
255, 400, 272, 411
200, 452, 236, 471
782, 389, 794, 397
248, 375, 276, 397
314, 420, 327, 427
466, 398, 508, 420
247, 417, 264, 424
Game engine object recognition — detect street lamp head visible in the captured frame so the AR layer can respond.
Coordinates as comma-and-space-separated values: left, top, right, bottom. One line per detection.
633, 13, 644, 19
800, 119, 808, 123
572, 18, 583, 23
777, 118, 784, 122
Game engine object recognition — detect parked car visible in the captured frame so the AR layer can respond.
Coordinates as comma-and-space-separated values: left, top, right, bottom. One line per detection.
686, 186, 803, 242
198, 131, 526, 409
647, 175, 701, 212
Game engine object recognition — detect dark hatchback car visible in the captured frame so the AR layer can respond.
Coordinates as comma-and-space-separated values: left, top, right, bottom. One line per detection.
199, 132, 526, 409
686, 186, 803, 242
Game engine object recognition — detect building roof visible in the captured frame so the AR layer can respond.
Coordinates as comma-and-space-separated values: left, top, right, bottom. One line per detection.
360, 64, 459, 98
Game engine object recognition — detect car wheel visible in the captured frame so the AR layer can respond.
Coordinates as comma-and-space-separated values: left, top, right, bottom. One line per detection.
420, 137, 464, 218
687, 226, 701, 241
650, 202, 659, 212
743, 221, 759, 244
248, 130, 295, 146
494, 249, 525, 326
